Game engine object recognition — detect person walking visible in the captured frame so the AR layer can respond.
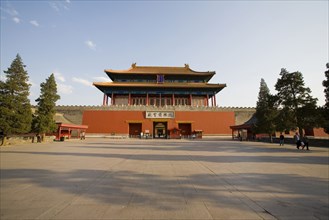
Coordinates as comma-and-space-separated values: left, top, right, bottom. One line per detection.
279, 133, 285, 146
302, 136, 309, 150
80, 131, 85, 140
294, 132, 301, 149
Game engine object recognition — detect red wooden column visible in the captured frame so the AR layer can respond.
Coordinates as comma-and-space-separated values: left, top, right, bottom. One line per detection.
128, 93, 131, 105
172, 94, 175, 106
146, 93, 149, 106
111, 93, 114, 105
214, 94, 217, 106
211, 96, 214, 106
159, 93, 162, 106
206, 94, 209, 106
189, 94, 192, 106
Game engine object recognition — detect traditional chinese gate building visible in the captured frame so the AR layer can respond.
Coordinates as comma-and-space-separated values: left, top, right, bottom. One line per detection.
83, 63, 235, 138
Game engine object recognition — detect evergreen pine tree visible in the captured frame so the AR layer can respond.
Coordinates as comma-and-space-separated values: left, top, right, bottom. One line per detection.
0, 54, 32, 140
322, 63, 329, 134
33, 73, 60, 138
254, 78, 278, 142
275, 68, 318, 137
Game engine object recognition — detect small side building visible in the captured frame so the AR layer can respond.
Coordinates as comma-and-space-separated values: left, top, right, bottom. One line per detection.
55, 123, 88, 140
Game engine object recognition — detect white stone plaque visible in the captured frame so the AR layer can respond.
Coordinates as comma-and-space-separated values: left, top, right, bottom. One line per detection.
145, 111, 175, 119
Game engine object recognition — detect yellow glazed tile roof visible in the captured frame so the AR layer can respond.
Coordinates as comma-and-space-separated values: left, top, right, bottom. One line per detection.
104, 63, 215, 76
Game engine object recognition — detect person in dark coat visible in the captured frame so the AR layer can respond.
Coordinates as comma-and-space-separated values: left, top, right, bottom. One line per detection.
279, 133, 285, 146
302, 136, 309, 150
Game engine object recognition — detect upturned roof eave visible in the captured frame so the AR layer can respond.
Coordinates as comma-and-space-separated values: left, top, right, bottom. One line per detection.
93, 82, 226, 88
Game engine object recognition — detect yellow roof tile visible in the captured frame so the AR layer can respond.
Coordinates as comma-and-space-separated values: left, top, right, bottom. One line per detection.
104, 63, 215, 76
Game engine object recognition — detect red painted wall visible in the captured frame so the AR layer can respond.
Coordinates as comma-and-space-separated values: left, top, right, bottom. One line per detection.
175, 111, 234, 135
82, 110, 235, 135
313, 128, 329, 138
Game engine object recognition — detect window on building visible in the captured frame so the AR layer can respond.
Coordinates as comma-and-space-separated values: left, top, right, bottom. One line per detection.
115, 96, 129, 105
149, 98, 155, 106
192, 96, 205, 106
175, 97, 189, 105
160, 97, 172, 106
156, 98, 161, 106
132, 97, 146, 105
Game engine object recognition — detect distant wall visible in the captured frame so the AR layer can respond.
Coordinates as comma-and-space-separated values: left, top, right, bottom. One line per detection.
53, 105, 329, 138
82, 110, 235, 136
55, 105, 256, 126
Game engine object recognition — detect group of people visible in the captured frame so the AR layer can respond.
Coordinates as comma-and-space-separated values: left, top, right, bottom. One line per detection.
279, 132, 309, 150
294, 132, 309, 150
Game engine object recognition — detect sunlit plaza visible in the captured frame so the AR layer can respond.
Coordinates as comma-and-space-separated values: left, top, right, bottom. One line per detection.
1, 139, 328, 219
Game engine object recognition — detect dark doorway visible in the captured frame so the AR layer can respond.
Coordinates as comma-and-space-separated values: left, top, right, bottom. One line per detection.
179, 123, 191, 138
129, 123, 142, 138
153, 122, 168, 138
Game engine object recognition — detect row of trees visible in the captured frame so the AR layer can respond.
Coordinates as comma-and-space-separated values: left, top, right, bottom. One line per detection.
0, 54, 60, 144
254, 65, 329, 140
1, 54, 328, 144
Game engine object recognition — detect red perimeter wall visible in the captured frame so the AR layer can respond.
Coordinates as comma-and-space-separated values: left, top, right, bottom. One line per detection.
82, 110, 235, 135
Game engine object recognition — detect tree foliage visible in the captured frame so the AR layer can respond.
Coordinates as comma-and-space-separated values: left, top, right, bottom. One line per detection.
275, 68, 318, 136
322, 63, 329, 133
32, 73, 60, 135
254, 78, 278, 141
0, 54, 32, 135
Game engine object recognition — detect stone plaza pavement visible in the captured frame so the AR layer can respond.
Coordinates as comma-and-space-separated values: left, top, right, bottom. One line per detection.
0, 138, 328, 220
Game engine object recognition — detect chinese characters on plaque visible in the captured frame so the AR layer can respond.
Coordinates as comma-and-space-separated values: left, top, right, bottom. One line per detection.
145, 111, 175, 119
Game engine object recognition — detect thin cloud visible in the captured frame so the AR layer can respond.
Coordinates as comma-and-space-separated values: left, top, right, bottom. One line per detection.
49, 2, 60, 12
13, 17, 20, 23
72, 77, 92, 87
49, 1, 70, 12
1, 5, 20, 23
57, 83, 73, 95
66, 0, 71, 3
54, 72, 65, 82
1, 6, 19, 16
93, 76, 111, 82
30, 20, 39, 27
85, 40, 96, 50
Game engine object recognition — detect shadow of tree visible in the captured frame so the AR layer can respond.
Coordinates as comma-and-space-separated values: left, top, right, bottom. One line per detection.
2, 150, 328, 165
80, 140, 328, 154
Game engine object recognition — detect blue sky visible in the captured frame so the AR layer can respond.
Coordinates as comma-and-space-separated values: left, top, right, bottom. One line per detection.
1, 1, 328, 107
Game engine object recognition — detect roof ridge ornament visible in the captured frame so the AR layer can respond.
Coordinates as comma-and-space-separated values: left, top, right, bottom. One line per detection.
184, 64, 189, 69
131, 63, 137, 68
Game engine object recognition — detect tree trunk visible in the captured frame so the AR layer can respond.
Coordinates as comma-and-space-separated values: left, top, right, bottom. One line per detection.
299, 127, 304, 138
1, 136, 7, 146
269, 133, 273, 143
